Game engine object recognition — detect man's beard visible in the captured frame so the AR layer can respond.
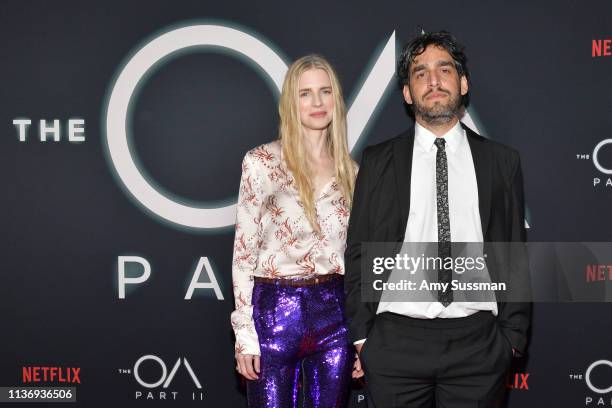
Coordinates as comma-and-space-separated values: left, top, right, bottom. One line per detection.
412, 86, 463, 126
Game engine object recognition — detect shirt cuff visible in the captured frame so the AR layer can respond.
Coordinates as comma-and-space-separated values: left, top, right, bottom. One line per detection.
235, 330, 261, 356
231, 308, 260, 356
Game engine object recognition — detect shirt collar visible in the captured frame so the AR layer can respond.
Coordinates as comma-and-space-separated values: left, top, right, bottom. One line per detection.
414, 120, 465, 154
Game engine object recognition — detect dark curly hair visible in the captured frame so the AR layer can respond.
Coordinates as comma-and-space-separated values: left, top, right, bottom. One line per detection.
397, 31, 469, 105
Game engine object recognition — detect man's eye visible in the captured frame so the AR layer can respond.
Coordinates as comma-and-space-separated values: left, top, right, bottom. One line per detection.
416, 72, 425, 78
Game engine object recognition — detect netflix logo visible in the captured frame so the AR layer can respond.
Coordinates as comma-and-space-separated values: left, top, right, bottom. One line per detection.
506, 372, 530, 390
586, 265, 612, 282
22, 367, 81, 384
592, 39, 612, 57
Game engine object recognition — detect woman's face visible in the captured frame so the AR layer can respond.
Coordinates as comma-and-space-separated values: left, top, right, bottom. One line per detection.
298, 68, 334, 133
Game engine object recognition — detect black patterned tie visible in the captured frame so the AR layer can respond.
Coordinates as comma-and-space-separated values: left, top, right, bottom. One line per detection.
435, 138, 453, 306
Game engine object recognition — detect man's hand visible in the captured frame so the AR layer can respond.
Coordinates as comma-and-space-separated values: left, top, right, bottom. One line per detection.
235, 353, 260, 380
353, 343, 365, 379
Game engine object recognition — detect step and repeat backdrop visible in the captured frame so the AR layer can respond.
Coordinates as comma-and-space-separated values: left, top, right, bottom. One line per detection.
2, 0, 612, 406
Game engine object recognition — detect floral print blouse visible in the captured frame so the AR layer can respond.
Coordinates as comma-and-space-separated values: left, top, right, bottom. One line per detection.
230, 140, 352, 355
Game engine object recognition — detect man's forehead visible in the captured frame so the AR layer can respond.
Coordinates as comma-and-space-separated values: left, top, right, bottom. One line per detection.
411, 45, 453, 66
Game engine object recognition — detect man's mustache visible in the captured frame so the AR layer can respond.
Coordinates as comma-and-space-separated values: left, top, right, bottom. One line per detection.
422, 87, 451, 99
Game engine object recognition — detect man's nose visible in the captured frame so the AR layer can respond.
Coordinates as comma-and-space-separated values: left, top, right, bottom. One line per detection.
428, 71, 440, 87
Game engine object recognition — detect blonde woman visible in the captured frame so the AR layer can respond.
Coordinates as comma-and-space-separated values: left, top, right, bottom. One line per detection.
231, 55, 356, 407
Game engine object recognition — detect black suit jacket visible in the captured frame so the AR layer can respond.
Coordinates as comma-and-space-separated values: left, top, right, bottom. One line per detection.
344, 123, 531, 354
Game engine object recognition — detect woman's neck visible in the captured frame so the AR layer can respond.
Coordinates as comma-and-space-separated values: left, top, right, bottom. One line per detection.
302, 128, 329, 161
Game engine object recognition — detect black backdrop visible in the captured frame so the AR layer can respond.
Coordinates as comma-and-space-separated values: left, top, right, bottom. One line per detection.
2, 1, 612, 406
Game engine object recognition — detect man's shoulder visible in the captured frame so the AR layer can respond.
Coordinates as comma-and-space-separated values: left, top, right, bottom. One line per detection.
464, 126, 520, 161
362, 130, 413, 161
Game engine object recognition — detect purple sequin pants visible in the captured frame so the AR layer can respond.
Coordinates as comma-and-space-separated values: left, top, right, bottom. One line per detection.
247, 274, 352, 408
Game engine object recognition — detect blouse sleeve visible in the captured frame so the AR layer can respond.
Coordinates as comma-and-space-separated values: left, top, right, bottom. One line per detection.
230, 152, 266, 356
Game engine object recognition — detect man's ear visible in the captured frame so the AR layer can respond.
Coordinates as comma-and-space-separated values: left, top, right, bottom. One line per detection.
403, 84, 413, 105
460, 75, 468, 96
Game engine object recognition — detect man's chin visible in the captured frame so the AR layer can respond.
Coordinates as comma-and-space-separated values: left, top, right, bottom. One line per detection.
425, 107, 453, 118
420, 110, 455, 125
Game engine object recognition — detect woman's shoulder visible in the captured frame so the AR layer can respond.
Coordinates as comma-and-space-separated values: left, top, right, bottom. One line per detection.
244, 140, 281, 162
242, 140, 282, 176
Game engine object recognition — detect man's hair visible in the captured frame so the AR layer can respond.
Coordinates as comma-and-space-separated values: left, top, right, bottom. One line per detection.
397, 30, 470, 87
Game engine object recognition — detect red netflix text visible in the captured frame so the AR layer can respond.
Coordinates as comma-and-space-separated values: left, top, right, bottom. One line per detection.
22, 367, 81, 384
506, 372, 529, 390
592, 40, 612, 57
586, 265, 612, 282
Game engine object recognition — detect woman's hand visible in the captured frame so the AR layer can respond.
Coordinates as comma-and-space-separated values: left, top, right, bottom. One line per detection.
352, 343, 365, 379
235, 353, 260, 380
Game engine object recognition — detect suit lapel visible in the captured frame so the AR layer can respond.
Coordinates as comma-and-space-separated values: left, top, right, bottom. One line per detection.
464, 124, 492, 237
393, 128, 415, 238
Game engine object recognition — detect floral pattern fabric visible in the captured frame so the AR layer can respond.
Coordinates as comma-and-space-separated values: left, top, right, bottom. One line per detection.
230, 141, 352, 355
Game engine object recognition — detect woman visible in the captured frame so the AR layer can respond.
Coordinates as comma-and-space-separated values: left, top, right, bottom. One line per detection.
230, 54, 356, 407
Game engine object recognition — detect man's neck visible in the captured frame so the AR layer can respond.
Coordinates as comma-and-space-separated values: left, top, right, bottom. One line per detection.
415, 117, 460, 137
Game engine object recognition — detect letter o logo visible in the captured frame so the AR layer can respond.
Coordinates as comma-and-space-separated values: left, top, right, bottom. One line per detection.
105, 24, 288, 229
585, 359, 612, 394
133, 355, 167, 389
593, 139, 612, 175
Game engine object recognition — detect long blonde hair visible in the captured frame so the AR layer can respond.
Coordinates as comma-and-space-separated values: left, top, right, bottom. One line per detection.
278, 54, 355, 233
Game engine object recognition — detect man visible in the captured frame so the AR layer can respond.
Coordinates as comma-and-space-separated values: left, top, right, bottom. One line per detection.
344, 31, 531, 407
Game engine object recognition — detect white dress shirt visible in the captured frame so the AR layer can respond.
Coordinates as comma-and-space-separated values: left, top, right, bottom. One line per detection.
376, 121, 497, 320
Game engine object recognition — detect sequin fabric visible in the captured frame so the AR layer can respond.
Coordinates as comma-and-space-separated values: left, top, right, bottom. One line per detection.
247, 274, 352, 408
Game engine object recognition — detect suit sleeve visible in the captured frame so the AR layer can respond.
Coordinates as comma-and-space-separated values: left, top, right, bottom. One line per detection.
498, 151, 532, 356
344, 148, 377, 343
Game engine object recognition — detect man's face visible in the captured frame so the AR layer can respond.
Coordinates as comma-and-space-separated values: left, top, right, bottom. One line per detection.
403, 45, 468, 126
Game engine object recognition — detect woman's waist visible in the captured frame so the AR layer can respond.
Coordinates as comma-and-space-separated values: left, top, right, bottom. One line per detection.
253, 272, 342, 287
254, 251, 345, 277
